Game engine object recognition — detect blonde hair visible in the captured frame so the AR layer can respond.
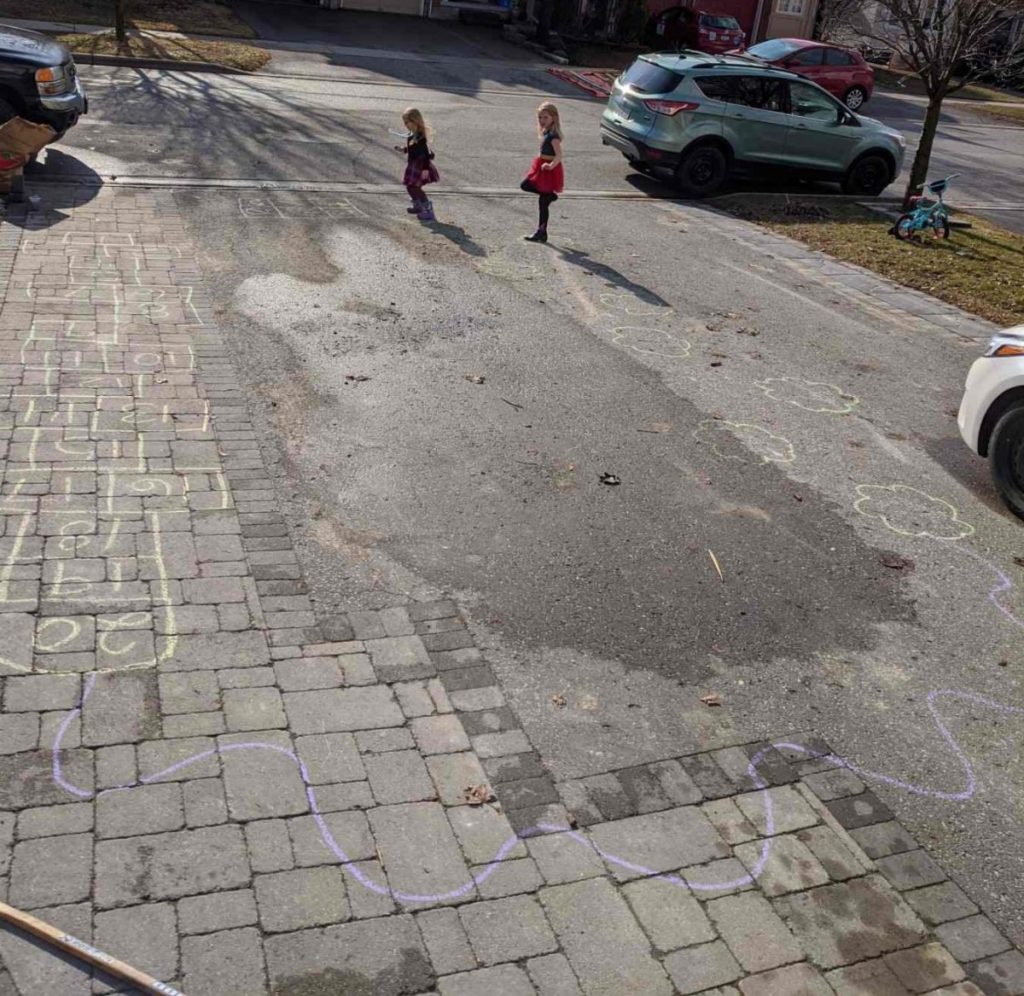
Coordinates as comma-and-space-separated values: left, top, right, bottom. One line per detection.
537, 101, 562, 140
402, 107, 430, 138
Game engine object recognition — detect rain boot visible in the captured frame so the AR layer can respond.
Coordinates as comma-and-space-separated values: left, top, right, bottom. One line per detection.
418, 199, 435, 222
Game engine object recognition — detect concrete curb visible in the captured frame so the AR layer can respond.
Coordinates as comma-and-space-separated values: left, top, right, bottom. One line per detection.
70, 52, 250, 74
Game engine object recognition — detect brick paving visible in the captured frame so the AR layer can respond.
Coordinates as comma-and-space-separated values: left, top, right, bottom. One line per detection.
0, 186, 1021, 995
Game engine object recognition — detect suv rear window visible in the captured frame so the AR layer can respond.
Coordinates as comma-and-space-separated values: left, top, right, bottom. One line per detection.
699, 14, 740, 29
621, 59, 683, 94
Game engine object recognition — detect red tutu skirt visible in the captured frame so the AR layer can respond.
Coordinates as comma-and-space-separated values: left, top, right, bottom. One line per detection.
402, 157, 439, 187
523, 156, 564, 195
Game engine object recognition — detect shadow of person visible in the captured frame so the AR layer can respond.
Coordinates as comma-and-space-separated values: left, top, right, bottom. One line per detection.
423, 219, 487, 257
549, 244, 670, 307
5, 148, 102, 230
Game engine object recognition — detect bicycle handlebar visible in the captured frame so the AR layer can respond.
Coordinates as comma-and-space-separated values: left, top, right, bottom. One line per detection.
916, 173, 961, 190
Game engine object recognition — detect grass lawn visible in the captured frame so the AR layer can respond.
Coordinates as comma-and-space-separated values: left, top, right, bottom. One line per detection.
1, 0, 255, 37
720, 196, 1024, 327
974, 103, 1024, 125
59, 31, 271, 71
874, 67, 1024, 104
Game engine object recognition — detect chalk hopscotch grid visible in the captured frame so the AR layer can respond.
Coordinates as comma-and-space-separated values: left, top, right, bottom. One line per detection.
1, 226, 232, 676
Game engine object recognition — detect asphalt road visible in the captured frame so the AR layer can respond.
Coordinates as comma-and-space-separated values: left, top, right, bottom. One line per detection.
30, 39, 1024, 946
46, 45, 1024, 229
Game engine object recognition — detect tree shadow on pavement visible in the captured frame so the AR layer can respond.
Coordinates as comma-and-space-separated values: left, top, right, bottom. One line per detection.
64, 66, 396, 187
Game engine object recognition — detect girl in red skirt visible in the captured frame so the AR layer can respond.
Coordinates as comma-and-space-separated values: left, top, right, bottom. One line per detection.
395, 107, 439, 222
520, 101, 564, 243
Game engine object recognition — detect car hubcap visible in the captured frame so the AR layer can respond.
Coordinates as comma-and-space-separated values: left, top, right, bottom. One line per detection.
692, 156, 714, 185
1012, 436, 1024, 493
847, 89, 864, 108
858, 162, 881, 190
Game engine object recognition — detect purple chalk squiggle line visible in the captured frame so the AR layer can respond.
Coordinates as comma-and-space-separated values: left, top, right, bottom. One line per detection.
53, 674, 774, 896
52, 681, 1023, 900
955, 544, 1024, 631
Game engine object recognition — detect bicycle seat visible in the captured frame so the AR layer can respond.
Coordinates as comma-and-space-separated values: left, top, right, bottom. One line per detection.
926, 179, 949, 194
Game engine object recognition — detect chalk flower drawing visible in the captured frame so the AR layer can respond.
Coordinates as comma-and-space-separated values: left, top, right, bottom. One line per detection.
474, 257, 539, 281
693, 420, 795, 465
611, 326, 691, 358
853, 484, 975, 540
599, 293, 671, 317
756, 377, 860, 414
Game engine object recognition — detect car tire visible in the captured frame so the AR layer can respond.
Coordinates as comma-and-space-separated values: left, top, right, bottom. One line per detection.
842, 153, 892, 196
989, 403, 1024, 522
843, 86, 868, 110
674, 144, 728, 197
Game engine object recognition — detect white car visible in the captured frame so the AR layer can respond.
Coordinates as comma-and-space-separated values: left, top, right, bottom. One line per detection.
958, 323, 1024, 520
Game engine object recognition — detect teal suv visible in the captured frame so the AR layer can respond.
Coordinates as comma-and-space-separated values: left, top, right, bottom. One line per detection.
601, 52, 905, 197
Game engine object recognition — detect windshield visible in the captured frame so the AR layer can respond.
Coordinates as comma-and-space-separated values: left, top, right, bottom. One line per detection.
700, 14, 740, 29
745, 39, 804, 60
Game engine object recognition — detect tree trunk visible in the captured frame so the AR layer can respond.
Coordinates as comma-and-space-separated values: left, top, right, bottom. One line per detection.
902, 91, 943, 209
114, 0, 127, 44
536, 0, 552, 45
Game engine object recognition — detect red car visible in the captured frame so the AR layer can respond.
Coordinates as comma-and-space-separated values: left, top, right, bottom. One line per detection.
646, 7, 746, 55
736, 38, 875, 109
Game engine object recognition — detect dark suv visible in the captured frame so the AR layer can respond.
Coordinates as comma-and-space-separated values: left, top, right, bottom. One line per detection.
0, 23, 87, 139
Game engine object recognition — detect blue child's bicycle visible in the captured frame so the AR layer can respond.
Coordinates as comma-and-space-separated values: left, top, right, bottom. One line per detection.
893, 173, 960, 241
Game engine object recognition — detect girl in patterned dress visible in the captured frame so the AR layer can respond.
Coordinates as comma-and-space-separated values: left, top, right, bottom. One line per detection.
395, 108, 439, 222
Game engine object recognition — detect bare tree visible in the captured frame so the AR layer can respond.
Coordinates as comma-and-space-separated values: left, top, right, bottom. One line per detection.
815, 0, 861, 41
864, 0, 1024, 206
114, 0, 128, 44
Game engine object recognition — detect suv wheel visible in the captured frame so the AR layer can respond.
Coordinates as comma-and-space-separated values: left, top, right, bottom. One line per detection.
843, 86, 868, 110
675, 144, 728, 197
989, 404, 1024, 522
842, 153, 891, 196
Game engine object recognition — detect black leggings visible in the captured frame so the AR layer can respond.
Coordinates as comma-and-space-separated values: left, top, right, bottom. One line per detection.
538, 193, 556, 230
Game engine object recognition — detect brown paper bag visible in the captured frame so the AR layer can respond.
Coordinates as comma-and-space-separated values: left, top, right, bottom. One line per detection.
0, 118, 57, 159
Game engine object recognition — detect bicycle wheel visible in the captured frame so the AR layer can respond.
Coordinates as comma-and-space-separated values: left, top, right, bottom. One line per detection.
894, 214, 917, 240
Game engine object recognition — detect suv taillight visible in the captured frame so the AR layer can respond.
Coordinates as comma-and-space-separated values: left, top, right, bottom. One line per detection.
644, 100, 700, 116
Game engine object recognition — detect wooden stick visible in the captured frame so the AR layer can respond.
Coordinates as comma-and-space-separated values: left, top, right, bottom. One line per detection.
0, 901, 186, 996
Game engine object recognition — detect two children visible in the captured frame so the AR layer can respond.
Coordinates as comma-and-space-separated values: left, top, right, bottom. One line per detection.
394, 102, 564, 241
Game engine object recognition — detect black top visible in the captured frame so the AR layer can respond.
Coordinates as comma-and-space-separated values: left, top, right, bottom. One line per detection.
406, 134, 433, 163
540, 129, 558, 157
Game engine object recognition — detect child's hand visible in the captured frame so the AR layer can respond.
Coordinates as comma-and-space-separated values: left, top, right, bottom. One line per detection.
541, 162, 554, 171
421, 170, 431, 182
